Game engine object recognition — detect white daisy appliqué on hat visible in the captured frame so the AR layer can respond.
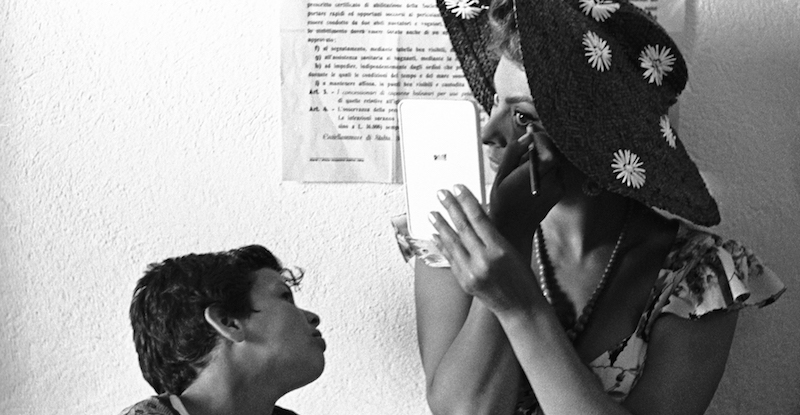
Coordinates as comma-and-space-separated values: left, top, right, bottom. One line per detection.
660, 115, 677, 148
583, 31, 612, 72
639, 45, 676, 86
578, 0, 620, 22
612, 149, 646, 188
445, 0, 485, 19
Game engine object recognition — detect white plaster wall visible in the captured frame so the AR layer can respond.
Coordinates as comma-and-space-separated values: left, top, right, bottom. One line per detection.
680, 1, 800, 413
0, 1, 796, 414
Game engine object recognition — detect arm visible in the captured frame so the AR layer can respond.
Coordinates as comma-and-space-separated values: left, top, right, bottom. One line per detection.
498, 308, 737, 415
496, 306, 737, 415
431, 187, 738, 415
415, 260, 520, 415
415, 128, 564, 414
622, 311, 738, 415
497, 304, 630, 415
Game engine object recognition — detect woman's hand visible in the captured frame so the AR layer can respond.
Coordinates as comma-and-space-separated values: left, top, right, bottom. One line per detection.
429, 185, 544, 314
489, 126, 563, 246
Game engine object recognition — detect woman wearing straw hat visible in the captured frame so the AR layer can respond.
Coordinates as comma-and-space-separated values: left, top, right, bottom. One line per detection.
411, 0, 786, 414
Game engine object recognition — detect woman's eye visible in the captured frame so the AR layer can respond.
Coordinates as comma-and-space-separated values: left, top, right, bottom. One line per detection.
512, 110, 534, 127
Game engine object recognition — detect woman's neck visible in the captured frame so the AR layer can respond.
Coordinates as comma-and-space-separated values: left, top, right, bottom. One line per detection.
541, 191, 632, 261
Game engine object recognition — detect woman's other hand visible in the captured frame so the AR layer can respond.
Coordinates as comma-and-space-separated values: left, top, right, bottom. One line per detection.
430, 185, 544, 314
489, 126, 563, 246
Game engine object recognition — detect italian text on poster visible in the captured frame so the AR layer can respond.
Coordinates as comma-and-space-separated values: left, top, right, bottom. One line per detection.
280, 0, 685, 183
630, 0, 685, 33
281, 0, 472, 183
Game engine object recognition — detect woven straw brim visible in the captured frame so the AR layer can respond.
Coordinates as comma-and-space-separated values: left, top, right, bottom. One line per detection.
438, 1, 498, 114
440, 0, 720, 226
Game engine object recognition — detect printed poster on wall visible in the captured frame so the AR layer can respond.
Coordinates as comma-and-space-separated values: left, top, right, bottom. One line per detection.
631, 0, 685, 34
280, 0, 472, 183
280, 0, 685, 183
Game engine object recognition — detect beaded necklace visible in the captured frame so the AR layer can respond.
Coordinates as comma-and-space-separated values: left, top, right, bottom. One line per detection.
534, 207, 631, 342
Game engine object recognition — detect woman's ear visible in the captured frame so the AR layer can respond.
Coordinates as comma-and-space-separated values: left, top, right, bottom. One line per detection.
204, 306, 246, 343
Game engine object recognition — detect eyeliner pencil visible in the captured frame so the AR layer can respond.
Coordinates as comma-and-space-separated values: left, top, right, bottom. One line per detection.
528, 141, 539, 196
526, 123, 539, 196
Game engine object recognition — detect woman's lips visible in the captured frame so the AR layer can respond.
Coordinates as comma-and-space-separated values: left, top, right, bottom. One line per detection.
489, 157, 501, 172
488, 152, 533, 173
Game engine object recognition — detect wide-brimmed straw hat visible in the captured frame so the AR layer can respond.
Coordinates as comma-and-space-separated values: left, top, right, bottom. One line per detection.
437, 0, 720, 226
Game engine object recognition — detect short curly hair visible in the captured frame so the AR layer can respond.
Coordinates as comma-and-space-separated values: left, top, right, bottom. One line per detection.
129, 244, 302, 394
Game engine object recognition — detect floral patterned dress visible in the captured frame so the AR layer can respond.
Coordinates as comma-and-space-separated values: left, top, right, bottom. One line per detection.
393, 217, 786, 414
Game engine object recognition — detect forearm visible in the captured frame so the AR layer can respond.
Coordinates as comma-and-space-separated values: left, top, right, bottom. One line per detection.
427, 300, 520, 415
496, 305, 632, 415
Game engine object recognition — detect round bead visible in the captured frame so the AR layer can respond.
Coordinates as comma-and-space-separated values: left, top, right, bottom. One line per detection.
533, 204, 631, 343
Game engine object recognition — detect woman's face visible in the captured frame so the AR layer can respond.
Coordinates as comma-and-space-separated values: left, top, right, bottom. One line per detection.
482, 56, 546, 171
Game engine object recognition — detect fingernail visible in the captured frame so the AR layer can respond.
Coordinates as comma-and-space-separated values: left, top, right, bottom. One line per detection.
428, 212, 437, 223
437, 190, 447, 201
518, 126, 534, 143
452, 185, 463, 197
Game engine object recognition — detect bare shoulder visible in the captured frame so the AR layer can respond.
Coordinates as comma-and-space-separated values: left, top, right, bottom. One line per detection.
623, 310, 739, 415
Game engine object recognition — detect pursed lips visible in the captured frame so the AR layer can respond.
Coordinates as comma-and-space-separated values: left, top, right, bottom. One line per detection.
311, 330, 326, 351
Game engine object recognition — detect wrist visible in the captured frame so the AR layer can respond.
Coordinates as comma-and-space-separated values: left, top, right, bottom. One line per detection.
494, 301, 571, 354
493, 297, 550, 326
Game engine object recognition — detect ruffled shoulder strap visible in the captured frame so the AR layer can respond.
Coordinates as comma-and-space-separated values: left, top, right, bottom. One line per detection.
391, 214, 451, 268
639, 221, 785, 338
